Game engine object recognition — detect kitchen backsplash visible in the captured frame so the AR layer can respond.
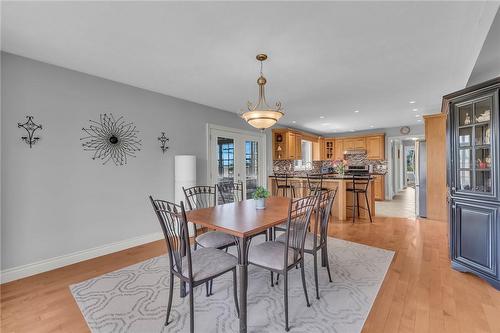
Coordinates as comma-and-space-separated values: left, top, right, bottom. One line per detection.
272, 153, 387, 174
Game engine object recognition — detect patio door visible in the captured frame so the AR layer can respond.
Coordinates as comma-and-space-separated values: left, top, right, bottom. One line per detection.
208, 125, 266, 200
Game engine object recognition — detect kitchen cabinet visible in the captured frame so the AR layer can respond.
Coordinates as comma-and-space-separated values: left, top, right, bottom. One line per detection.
343, 139, 355, 150
373, 175, 385, 200
334, 139, 344, 160
354, 137, 366, 149
446, 77, 500, 290
272, 129, 309, 161
324, 139, 335, 160
287, 132, 297, 159
366, 135, 385, 159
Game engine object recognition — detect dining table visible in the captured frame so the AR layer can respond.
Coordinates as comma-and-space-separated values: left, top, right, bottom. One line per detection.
185, 196, 291, 333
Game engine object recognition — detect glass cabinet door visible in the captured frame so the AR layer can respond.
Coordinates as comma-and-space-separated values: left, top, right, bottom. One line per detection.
454, 95, 494, 195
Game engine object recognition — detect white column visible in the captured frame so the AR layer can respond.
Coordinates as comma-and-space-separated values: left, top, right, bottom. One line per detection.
175, 155, 196, 236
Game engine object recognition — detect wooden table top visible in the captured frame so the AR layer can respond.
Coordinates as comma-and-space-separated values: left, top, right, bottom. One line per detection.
185, 196, 291, 238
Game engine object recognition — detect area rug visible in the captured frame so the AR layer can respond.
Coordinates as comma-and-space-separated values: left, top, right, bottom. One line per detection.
70, 237, 394, 333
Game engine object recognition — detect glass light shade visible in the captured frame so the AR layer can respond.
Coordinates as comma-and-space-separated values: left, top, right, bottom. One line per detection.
241, 110, 284, 130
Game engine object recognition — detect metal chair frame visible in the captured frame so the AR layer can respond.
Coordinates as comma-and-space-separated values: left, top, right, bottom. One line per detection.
217, 181, 244, 204
249, 195, 317, 332
306, 188, 337, 299
149, 197, 239, 333
272, 173, 296, 198
346, 176, 373, 223
183, 185, 237, 295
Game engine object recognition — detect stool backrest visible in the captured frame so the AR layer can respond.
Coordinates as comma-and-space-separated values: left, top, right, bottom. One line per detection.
351, 175, 371, 192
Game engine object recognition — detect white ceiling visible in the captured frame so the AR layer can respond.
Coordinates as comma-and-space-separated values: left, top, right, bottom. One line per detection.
2, 1, 499, 134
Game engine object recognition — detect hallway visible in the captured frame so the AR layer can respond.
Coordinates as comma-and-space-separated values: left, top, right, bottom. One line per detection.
376, 187, 416, 219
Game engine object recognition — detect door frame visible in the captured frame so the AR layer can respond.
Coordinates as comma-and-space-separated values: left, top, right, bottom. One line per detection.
206, 123, 267, 191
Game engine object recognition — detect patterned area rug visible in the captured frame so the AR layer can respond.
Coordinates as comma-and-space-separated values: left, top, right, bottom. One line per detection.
70, 237, 394, 333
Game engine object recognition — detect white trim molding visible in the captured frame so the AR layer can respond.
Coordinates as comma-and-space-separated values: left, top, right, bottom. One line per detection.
0, 232, 164, 284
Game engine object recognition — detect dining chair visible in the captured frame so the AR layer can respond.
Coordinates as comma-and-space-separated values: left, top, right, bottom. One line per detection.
217, 181, 270, 244
183, 185, 236, 251
217, 181, 244, 204
346, 176, 373, 223
248, 195, 317, 332
277, 188, 337, 299
149, 197, 239, 333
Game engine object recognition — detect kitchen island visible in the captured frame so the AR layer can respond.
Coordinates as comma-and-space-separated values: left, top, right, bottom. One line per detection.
267, 174, 380, 221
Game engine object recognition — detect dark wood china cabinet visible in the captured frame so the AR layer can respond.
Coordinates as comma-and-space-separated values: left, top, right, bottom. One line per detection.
446, 77, 500, 290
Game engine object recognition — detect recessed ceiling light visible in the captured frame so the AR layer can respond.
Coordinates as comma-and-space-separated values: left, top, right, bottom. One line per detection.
292, 120, 296, 123
409, 101, 416, 104
417, 119, 422, 122
412, 108, 418, 112
415, 114, 421, 118
354, 110, 360, 113
319, 116, 325, 119
370, 125, 374, 128
350, 129, 355, 132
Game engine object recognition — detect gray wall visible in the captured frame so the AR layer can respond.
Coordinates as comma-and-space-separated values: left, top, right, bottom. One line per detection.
467, 8, 500, 86
1, 52, 260, 270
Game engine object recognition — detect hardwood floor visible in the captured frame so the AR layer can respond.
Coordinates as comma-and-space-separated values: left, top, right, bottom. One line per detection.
2, 216, 499, 333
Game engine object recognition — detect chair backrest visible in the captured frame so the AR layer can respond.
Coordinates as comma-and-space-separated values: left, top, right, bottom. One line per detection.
272, 173, 290, 196
314, 188, 337, 248
149, 196, 193, 280
351, 175, 371, 192
217, 181, 244, 204
183, 185, 217, 210
306, 173, 324, 195
283, 195, 317, 266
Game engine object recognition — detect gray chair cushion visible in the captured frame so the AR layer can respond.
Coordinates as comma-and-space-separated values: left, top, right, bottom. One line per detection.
196, 231, 235, 248
248, 241, 296, 271
276, 232, 320, 251
182, 247, 237, 281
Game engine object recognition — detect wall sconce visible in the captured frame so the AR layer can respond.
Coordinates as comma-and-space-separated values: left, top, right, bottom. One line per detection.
18, 116, 42, 148
158, 132, 169, 153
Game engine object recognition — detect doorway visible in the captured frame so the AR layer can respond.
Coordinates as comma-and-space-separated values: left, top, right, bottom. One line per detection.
379, 135, 424, 218
207, 124, 266, 199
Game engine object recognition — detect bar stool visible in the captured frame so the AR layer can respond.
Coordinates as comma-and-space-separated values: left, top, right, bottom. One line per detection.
272, 173, 296, 198
346, 175, 372, 223
306, 173, 328, 195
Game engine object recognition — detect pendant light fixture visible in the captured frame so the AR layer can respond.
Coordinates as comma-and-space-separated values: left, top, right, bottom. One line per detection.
241, 54, 284, 130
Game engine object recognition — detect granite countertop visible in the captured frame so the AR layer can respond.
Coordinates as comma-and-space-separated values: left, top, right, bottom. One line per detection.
269, 171, 387, 179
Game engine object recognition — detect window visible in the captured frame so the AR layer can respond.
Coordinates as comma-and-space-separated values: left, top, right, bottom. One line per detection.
294, 140, 313, 170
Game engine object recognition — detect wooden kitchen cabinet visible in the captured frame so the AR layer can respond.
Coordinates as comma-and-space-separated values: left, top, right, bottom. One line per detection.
272, 129, 307, 161
294, 133, 299, 159
324, 139, 335, 160
343, 139, 355, 150
287, 132, 297, 159
366, 135, 385, 159
373, 175, 385, 200
354, 137, 366, 149
334, 139, 344, 160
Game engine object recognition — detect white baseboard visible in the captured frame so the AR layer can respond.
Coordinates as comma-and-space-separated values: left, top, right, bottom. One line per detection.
0, 232, 164, 284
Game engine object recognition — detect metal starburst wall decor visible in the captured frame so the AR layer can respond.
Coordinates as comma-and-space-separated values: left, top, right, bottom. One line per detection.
80, 113, 142, 166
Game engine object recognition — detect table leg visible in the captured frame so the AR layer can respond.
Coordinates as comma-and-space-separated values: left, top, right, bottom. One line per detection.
180, 281, 187, 298
237, 236, 250, 333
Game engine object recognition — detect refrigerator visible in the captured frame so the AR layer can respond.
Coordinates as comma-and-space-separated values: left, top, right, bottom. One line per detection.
414, 140, 427, 217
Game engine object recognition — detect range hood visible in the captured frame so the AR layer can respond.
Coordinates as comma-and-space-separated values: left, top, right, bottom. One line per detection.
344, 149, 367, 155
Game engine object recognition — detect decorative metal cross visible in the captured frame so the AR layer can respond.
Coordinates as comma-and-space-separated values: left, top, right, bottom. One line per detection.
158, 132, 170, 153
18, 116, 42, 148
